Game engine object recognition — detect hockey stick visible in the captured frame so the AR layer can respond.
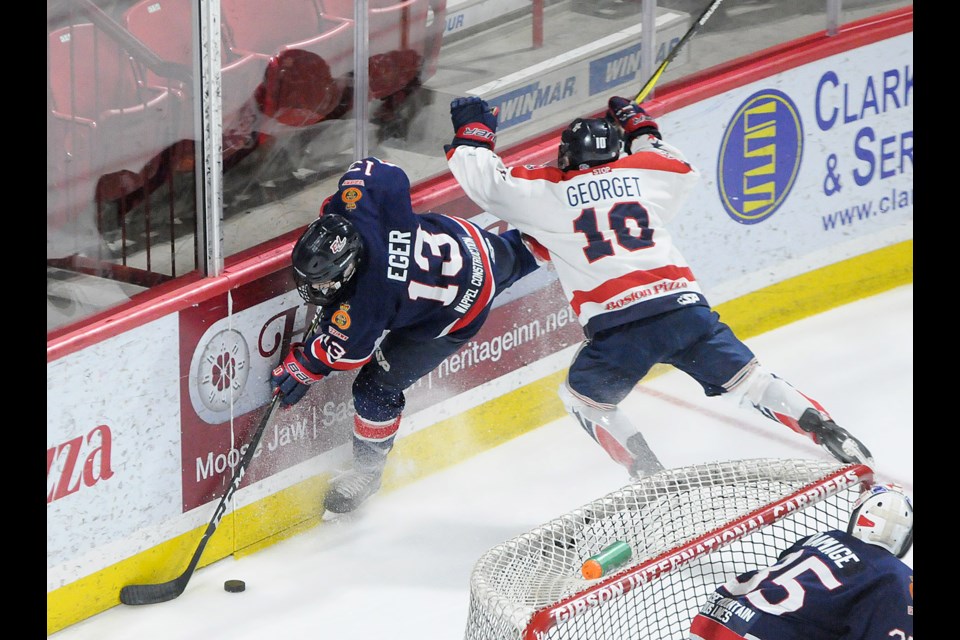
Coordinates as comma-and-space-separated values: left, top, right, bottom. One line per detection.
120, 309, 323, 605
633, 0, 727, 104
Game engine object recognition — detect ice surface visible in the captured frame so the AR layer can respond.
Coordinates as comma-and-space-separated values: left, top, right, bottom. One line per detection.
50, 285, 913, 640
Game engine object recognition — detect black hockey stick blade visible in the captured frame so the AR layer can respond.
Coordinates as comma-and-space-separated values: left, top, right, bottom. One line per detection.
120, 311, 321, 605
119, 573, 191, 605
120, 394, 281, 605
119, 310, 321, 605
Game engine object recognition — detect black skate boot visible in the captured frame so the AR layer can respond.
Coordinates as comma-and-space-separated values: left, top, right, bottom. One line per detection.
798, 408, 874, 466
626, 432, 665, 481
323, 468, 383, 514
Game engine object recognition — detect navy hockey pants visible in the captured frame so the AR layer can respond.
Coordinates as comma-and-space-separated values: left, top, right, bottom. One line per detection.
567, 305, 757, 406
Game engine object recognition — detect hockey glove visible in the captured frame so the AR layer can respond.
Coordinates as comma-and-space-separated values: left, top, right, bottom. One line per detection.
270, 343, 324, 406
445, 96, 499, 153
607, 96, 661, 152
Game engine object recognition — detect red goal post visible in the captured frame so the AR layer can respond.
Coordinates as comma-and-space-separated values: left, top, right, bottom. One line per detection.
464, 458, 873, 640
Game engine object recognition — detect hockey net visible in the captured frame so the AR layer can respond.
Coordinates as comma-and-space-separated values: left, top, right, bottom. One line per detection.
464, 458, 873, 640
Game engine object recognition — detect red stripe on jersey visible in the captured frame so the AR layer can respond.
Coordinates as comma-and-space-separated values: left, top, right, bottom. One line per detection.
508, 150, 692, 183
569, 265, 696, 315
689, 614, 748, 640
354, 414, 401, 441
309, 339, 372, 372
442, 217, 496, 335
617, 149, 694, 174
511, 163, 565, 182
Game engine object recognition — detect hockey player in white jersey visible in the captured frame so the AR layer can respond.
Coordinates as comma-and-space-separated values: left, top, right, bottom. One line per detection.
444, 95, 874, 478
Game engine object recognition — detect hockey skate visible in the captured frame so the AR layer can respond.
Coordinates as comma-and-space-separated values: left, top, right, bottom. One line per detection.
627, 433, 665, 481
798, 408, 874, 467
323, 469, 383, 514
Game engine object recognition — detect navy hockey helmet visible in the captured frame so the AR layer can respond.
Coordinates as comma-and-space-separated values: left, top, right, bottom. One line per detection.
291, 213, 364, 306
558, 117, 621, 171
847, 482, 914, 558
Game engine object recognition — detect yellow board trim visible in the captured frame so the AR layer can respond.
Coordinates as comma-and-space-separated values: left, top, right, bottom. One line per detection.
717, 241, 913, 339
47, 240, 912, 635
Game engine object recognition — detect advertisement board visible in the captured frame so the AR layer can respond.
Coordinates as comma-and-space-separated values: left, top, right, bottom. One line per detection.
47, 17, 911, 634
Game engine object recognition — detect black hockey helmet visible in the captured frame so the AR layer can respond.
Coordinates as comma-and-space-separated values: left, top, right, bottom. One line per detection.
557, 117, 621, 171
291, 213, 364, 306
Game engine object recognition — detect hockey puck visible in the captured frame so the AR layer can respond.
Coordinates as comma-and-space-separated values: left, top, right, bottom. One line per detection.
224, 579, 246, 593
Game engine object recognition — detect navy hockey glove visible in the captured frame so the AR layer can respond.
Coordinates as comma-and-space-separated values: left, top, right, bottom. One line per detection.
607, 96, 661, 151
270, 343, 324, 406
445, 96, 499, 153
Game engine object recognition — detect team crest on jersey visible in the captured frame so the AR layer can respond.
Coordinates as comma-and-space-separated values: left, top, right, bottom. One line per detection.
341, 187, 363, 210
332, 304, 351, 329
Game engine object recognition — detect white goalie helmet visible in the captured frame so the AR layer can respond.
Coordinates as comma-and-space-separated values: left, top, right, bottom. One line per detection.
847, 482, 914, 558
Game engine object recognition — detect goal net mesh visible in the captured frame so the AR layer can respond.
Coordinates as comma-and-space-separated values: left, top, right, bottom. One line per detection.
464, 458, 871, 640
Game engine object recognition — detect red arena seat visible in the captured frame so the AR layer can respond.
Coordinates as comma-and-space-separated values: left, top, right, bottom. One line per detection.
122, 0, 263, 169
324, 0, 432, 100
48, 23, 182, 224
221, 0, 354, 126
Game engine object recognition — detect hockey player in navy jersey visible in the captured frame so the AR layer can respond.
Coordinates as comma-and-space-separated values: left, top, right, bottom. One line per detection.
689, 482, 914, 639
270, 156, 539, 514
444, 95, 874, 478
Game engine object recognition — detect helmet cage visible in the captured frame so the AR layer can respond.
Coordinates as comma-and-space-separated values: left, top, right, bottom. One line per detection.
291, 214, 364, 306
847, 483, 914, 558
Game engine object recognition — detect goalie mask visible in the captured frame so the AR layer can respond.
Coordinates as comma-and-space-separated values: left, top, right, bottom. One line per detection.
847, 483, 914, 558
291, 213, 364, 306
558, 117, 621, 171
